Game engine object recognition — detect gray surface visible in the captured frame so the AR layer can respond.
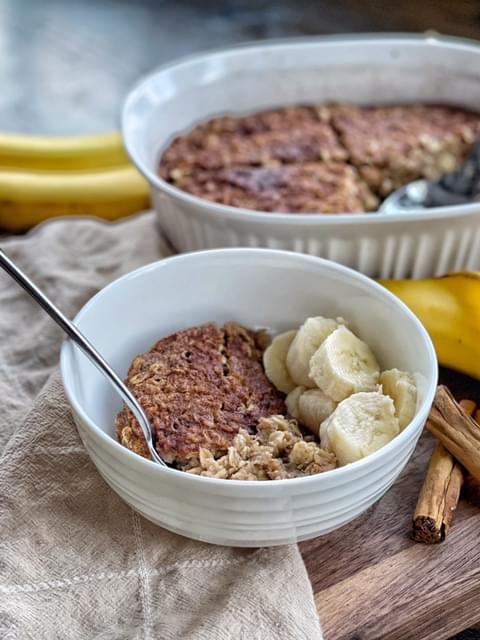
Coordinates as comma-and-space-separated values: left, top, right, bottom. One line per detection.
2, 0, 480, 638
0, 0, 346, 133
0, 0, 420, 134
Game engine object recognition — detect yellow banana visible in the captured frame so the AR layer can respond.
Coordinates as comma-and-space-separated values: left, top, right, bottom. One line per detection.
0, 131, 128, 171
381, 273, 480, 379
0, 165, 150, 232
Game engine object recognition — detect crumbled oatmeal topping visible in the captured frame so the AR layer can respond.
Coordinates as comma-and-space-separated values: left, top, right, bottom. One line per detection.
182, 415, 336, 480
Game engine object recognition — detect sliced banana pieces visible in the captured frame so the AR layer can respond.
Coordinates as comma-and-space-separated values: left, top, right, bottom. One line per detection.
309, 326, 380, 402
264, 316, 417, 467
297, 389, 337, 436
286, 316, 342, 387
320, 391, 400, 465
286, 386, 337, 436
263, 330, 297, 393
285, 386, 305, 419
319, 418, 331, 452
380, 368, 417, 430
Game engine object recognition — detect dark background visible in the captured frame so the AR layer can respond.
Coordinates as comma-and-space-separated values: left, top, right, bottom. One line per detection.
4, 0, 480, 637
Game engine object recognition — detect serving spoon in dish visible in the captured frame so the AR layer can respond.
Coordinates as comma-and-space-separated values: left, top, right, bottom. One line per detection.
0, 249, 167, 467
380, 141, 480, 213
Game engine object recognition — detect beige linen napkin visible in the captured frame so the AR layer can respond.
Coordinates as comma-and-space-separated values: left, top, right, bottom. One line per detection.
0, 213, 322, 640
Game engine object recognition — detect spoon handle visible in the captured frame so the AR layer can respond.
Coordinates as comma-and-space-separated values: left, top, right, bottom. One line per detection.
0, 248, 166, 467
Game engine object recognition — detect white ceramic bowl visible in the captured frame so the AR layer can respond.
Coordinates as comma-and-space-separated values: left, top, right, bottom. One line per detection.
122, 34, 480, 279
61, 249, 437, 546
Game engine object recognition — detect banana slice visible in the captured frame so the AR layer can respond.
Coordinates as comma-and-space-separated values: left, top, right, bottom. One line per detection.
263, 330, 297, 393
319, 418, 331, 452
285, 386, 305, 419
298, 389, 337, 436
380, 368, 417, 430
320, 391, 400, 465
309, 326, 380, 402
286, 316, 342, 387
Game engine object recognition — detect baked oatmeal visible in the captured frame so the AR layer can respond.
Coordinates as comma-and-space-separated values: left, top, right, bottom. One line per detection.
159, 106, 347, 179
158, 102, 480, 211
116, 315, 416, 479
182, 415, 336, 480
329, 104, 480, 196
115, 321, 337, 479
170, 162, 378, 213
115, 323, 285, 465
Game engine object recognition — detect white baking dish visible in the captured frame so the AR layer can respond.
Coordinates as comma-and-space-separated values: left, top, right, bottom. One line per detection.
122, 34, 480, 278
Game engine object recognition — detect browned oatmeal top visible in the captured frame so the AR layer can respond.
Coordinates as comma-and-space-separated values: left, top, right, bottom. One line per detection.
159, 106, 347, 178
330, 104, 480, 167
171, 162, 378, 213
115, 323, 285, 465
329, 104, 480, 195
157, 102, 480, 210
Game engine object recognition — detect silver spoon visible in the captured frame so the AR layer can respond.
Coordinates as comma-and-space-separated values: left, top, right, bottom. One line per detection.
380, 141, 480, 213
0, 248, 167, 467
379, 179, 430, 213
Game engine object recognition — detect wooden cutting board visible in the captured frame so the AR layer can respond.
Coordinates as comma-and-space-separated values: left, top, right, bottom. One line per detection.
300, 369, 480, 640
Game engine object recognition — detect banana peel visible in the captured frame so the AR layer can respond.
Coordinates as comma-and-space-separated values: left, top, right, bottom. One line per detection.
381, 273, 480, 380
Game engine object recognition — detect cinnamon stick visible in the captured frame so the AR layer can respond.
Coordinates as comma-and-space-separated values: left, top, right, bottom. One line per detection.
426, 385, 480, 479
459, 399, 477, 417
459, 399, 480, 508
412, 442, 464, 543
411, 388, 473, 544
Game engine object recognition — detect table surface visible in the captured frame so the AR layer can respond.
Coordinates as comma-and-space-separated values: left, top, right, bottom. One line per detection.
4, 1, 480, 638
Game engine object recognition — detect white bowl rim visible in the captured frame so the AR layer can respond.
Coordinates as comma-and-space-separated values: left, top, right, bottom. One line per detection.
122, 32, 480, 226
60, 247, 438, 489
